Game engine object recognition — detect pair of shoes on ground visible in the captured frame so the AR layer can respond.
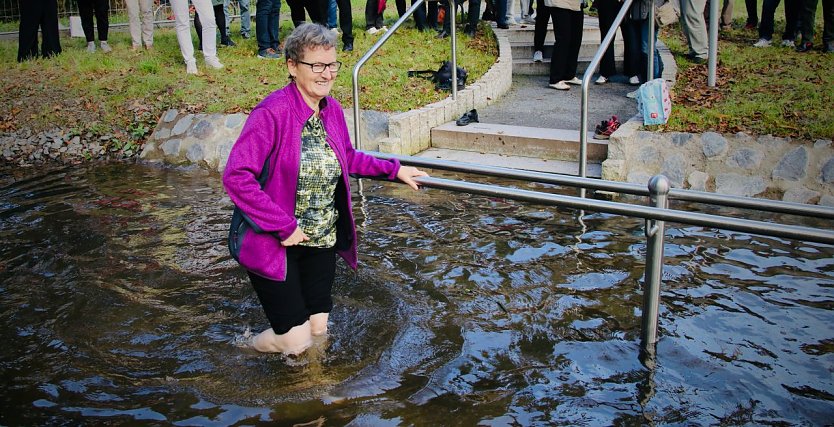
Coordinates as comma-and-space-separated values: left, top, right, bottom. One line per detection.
594, 115, 620, 140
258, 48, 281, 59
753, 38, 796, 48
594, 75, 638, 85
186, 56, 224, 75
456, 109, 479, 126
87, 41, 112, 53
548, 77, 581, 90
796, 41, 814, 52
366, 26, 388, 35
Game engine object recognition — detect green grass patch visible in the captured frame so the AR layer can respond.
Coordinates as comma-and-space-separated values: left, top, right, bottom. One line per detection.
1, 12, 497, 143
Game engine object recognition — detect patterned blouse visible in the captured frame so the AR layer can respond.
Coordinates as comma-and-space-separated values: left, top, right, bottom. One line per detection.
296, 116, 342, 248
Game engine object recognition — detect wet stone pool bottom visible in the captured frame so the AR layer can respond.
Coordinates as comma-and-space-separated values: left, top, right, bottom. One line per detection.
0, 163, 832, 425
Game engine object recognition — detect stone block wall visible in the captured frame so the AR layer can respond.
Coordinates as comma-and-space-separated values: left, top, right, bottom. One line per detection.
602, 117, 834, 206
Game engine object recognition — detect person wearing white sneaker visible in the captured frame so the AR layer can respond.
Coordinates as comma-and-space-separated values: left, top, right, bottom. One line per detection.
547, 0, 584, 92
595, 75, 608, 84
597, 0, 639, 86
171, 0, 223, 74
753, 38, 772, 47
629, 75, 641, 85
78, 0, 110, 54
549, 81, 570, 90
757, 0, 801, 50
532, 50, 543, 62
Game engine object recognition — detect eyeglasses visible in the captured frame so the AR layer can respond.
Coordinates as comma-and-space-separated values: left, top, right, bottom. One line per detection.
295, 60, 342, 73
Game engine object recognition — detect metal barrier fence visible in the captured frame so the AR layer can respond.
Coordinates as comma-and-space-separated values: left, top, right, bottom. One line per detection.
0, 0, 129, 22
370, 152, 834, 357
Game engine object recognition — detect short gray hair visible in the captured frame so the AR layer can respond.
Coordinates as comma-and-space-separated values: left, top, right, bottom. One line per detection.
283, 23, 338, 62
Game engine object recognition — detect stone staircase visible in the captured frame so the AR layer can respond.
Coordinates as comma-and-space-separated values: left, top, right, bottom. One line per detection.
417, 17, 623, 177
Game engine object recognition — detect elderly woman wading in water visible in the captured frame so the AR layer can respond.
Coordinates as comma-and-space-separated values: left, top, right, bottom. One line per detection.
223, 23, 428, 355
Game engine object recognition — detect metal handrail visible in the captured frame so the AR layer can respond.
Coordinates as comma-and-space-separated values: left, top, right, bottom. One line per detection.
372, 152, 834, 220
579, 0, 634, 196
352, 0, 459, 150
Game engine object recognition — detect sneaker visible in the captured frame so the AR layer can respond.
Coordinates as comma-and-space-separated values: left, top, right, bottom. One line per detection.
629, 75, 640, 85
380, 26, 388, 32
221, 37, 236, 47
257, 48, 281, 59
594, 115, 621, 140
565, 77, 582, 85
86, 41, 96, 53
366, 27, 380, 35
186, 61, 198, 75
205, 56, 224, 69
522, 15, 536, 24
100, 41, 112, 53
548, 81, 570, 90
782, 39, 795, 47
532, 50, 543, 62
330, 27, 340, 34
595, 75, 608, 85
626, 89, 639, 99
753, 38, 771, 47
796, 41, 813, 52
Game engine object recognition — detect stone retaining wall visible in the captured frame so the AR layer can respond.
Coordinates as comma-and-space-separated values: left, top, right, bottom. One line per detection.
139, 33, 513, 171
602, 117, 834, 206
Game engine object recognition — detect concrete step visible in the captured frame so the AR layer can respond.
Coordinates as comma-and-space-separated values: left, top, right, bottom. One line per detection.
510, 40, 624, 61
416, 148, 602, 177
430, 122, 608, 163
496, 16, 615, 45
513, 57, 625, 76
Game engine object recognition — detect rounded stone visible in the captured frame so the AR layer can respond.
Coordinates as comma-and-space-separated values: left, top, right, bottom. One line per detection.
782, 187, 820, 204
189, 119, 215, 140
727, 148, 764, 170
702, 132, 728, 158
186, 143, 205, 163
772, 146, 808, 181
688, 170, 709, 191
660, 154, 687, 187
821, 157, 834, 183
162, 109, 179, 123
671, 132, 693, 147
715, 173, 768, 197
171, 115, 194, 136
161, 139, 181, 156
225, 113, 246, 129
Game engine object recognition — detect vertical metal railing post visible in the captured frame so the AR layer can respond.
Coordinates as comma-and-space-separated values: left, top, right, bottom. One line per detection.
640, 174, 669, 349
579, 0, 633, 198
352, 0, 428, 150
708, 0, 719, 86
450, 0, 458, 99
647, 3, 655, 83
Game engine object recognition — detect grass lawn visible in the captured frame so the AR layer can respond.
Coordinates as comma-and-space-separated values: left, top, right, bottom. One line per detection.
660, 1, 833, 140
0, 2, 497, 149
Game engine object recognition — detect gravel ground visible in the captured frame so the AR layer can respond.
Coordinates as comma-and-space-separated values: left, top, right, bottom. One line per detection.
0, 128, 134, 166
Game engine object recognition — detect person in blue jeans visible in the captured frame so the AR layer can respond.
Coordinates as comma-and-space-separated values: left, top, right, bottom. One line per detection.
256, 0, 282, 58
225, 0, 250, 39
632, 0, 663, 82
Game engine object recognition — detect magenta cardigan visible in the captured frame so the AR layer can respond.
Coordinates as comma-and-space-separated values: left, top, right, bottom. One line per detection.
222, 82, 401, 281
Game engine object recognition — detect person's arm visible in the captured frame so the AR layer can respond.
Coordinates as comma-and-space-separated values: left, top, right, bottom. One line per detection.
222, 108, 298, 240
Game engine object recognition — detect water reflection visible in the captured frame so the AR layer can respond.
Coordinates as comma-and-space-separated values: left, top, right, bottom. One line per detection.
0, 163, 832, 425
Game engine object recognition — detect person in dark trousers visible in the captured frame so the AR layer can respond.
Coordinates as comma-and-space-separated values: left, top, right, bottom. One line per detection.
753, 0, 801, 47
256, 0, 282, 58
594, 0, 639, 85
78, 0, 111, 53
547, 0, 584, 90
744, 0, 759, 29
18, 0, 62, 62
438, 0, 484, 38
396, 0, 430, 31
307, 0, 356, 51
287, 0, 324, 26
195, 0, 236, 48
797, 0, 834, 52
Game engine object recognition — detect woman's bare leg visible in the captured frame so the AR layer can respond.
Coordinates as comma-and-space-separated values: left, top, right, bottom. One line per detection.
309, 313, 329, 336
253, 321, 313, 355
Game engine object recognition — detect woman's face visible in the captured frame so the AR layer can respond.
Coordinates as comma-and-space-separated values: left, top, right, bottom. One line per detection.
288, 46, 338, 109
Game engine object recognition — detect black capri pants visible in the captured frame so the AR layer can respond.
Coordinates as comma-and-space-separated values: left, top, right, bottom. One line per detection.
248, 245, 336, 335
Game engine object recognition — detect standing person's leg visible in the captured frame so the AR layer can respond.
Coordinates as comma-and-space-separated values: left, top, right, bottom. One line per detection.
797, 0, 819, 51
126, 0, 143, 48
720, 0, 733, 27
256, 0, 275, 55
565, 9, 583, 78
215, 4, 233, 45
238, 0, 251, 37
822, 0, 834, 49
18, 0, 41, 62
783, 0, 801, 42
366, 0, 380, 29
758, 0, 780, 42
139, 0, 154, 48
336, 0, 354, 49
745, 0, 759, 27
192, 0, 222, 66
533, 0, 548, 53
286, 0, 307, 26
40, 0, 62, 58
93, 0, 110, 43
194, 10, 204, 50
620, 16, 640, 80
465, 0, 481, 34
267, 0, 282, 52
495, 0, 509, 28
171, 0, 197, 71
328, 0, 338, 28
682, 0, 709, 59
428, 0, 439, 29
549, 7, 571, 85
596, 0, 618, 79
298, 247, 337, 337
78, 0, 96, 47
413, 0, 429, 31
396, 0, 407, 15
224, 0, 233, 37
639, 19, 663, 80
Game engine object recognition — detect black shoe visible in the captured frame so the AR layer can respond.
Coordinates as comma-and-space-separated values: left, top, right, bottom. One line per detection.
343, 42, 353, 52
497, 23, 509, 29
685, 53, 706, 64
456, 109, 479, 126
437, 30, 450, 39
221, 38, 236, 47
796, 41, 813, 52
464, 26, 476, 37
826, 42, 834, 53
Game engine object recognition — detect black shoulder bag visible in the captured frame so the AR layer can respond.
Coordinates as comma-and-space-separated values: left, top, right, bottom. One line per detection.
408, 61, 468, 91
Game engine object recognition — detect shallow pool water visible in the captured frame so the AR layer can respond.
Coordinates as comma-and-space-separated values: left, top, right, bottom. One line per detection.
1, 163, 832, 425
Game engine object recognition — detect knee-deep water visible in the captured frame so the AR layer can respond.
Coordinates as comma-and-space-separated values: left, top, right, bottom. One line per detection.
0, 162, 832, 425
